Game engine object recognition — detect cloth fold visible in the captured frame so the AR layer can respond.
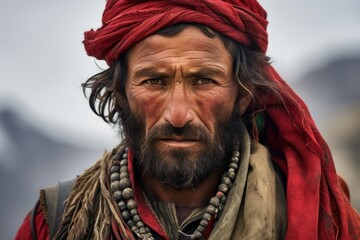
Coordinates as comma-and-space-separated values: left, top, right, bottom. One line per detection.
84, 0, 268, 65
209, 123, 287, 239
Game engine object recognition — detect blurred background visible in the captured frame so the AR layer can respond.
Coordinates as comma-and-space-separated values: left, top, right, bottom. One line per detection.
1, 1, 359, 238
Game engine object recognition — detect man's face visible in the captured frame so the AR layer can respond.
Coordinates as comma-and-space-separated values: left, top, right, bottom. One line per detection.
124, 26, 240, 189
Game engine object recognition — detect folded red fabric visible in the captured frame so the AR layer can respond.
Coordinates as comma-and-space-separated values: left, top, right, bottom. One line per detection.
84, 0, 268, 65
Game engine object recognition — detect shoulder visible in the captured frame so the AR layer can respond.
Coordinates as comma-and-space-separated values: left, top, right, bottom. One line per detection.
15, 179, 75, 240
15, 201, 49, 240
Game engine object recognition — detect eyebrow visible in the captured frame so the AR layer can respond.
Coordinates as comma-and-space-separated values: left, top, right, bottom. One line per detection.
132, 66, 170, 80
185, 67, 228, 79
132, 65, 228, 80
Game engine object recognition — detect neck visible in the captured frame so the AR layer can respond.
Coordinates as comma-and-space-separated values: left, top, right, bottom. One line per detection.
140, 170, 224, 208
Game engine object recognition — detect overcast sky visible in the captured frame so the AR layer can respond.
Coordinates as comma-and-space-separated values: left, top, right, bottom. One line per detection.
1, 0, 360, 147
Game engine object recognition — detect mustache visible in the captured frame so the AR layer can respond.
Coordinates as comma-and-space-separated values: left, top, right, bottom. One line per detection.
147, 122, 211, 142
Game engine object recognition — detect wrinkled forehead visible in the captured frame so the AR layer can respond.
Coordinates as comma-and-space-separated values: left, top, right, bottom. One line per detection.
127, 24, 236, 60
126, 25, 233, 64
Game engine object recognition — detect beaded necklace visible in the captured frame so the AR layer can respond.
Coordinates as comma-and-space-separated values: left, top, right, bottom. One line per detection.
110, 142, 240, 240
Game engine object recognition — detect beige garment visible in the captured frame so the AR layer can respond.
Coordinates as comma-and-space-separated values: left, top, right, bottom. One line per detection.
209, 125, 287, 240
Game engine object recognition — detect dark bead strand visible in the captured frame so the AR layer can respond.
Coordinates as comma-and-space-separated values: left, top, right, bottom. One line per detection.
189, 143, 240, 238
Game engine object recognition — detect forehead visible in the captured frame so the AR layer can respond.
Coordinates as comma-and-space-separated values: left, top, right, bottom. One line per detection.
127, 26, 232, 63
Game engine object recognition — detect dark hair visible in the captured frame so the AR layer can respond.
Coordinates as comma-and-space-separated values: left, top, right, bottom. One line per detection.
82, 23, 280, 124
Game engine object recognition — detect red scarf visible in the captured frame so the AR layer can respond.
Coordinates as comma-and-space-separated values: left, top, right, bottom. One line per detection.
84, 1, 360, 238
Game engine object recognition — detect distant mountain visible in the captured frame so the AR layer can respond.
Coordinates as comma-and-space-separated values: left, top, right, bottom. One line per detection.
0, 107, 104, 239
0, 108, 82, 167
291, 56, 360, 123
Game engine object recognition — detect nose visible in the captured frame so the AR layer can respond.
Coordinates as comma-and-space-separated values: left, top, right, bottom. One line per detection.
163, 83, 194, 128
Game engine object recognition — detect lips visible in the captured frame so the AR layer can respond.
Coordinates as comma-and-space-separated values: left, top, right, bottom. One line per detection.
158, 137, 200, 147
146, 122, 210, 147
160, 136, 198, 141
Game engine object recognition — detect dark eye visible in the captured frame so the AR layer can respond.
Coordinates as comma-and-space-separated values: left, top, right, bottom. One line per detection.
194, 78, 214, 85
145, 78, 164, 85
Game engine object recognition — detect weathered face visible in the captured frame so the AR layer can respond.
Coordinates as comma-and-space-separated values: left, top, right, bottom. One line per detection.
124, 26, 241, 189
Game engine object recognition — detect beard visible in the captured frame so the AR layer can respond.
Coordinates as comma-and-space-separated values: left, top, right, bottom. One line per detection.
120, 107, 242, 190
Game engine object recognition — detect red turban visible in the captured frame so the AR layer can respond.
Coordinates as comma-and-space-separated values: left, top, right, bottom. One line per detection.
84, 0, 268, 65
83, 0, 360, 239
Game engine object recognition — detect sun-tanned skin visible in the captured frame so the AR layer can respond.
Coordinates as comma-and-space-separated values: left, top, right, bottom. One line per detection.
125, 26, 252, 208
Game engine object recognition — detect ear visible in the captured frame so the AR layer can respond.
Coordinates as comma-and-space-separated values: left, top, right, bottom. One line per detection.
237, 85, 255, 116
237, 93, 253, 115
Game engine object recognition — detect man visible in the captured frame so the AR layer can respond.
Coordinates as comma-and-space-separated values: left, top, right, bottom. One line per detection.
16, 0, 360, 239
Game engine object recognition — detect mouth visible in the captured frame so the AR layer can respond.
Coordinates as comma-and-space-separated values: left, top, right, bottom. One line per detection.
158, 137, 200, 147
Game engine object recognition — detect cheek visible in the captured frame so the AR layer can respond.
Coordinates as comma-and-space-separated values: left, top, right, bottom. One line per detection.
195, 92, 236, 131
127, 90, 165, 130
